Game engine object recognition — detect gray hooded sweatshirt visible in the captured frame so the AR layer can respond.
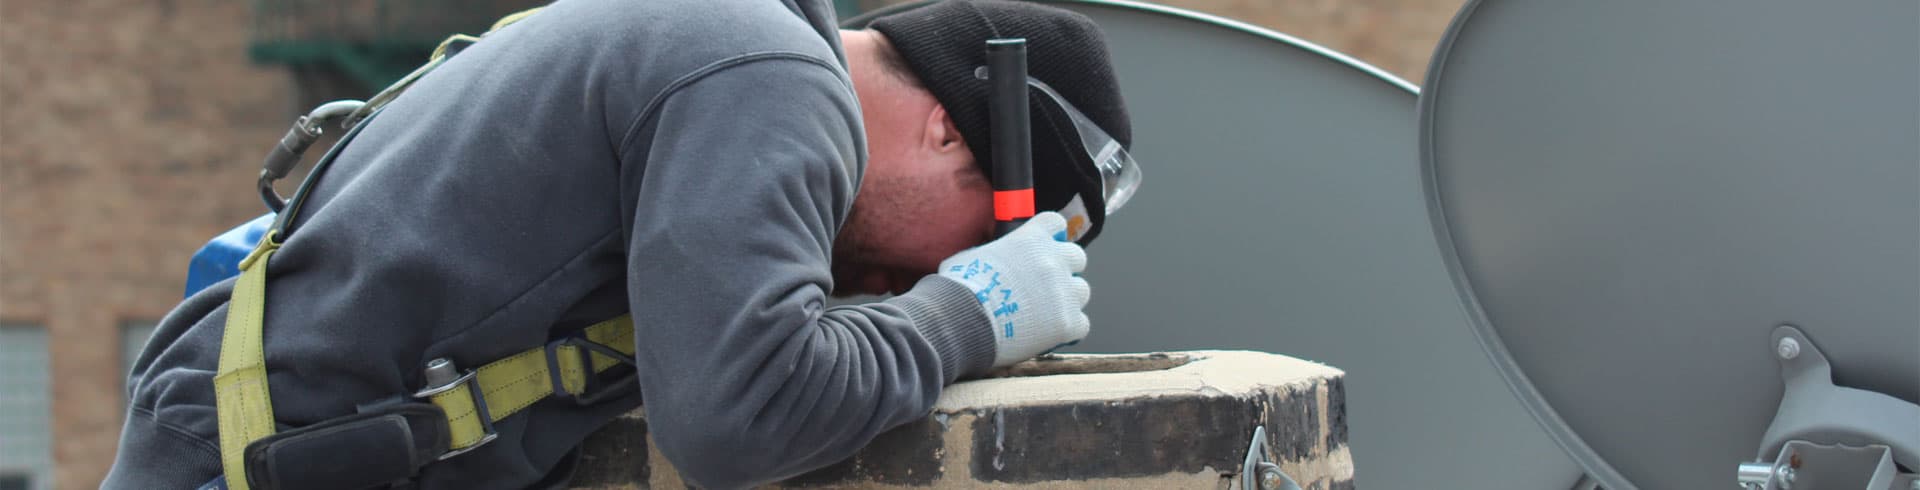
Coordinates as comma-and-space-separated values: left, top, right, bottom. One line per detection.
104, 0, 997, 487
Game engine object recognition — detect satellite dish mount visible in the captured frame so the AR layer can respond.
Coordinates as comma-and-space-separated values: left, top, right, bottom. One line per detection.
1736, 326, 1920, 490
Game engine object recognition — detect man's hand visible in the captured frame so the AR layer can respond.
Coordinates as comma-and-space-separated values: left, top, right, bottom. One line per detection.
936, 212, 1091, 367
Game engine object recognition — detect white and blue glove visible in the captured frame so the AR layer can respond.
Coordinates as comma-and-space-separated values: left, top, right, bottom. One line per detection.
937, 212, 1092, 367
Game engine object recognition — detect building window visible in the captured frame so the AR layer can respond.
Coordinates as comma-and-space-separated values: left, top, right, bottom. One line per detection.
0, 325, 52, 490
122, 321, 159, 377
0, 474, 31, 490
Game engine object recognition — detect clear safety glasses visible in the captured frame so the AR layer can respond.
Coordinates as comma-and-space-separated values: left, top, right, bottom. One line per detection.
1027, 78, 1144, 215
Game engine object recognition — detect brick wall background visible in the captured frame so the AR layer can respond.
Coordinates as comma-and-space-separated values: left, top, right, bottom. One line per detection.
3, 0, 295, 487
0, 0, 1462, 487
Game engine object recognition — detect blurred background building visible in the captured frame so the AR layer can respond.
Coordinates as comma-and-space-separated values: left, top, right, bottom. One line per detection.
0, 0, 1460, 487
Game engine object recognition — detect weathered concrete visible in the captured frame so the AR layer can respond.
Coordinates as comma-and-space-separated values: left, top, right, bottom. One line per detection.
569, 351, 1350, 489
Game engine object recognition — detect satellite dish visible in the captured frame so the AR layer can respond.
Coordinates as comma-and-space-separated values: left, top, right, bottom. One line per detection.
1421, 0, 1920, 488
850, 2, 1588, 488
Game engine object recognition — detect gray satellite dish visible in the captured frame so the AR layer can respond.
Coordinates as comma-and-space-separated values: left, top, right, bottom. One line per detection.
849, 2, 1587, 488
1422, 0, 1920, 489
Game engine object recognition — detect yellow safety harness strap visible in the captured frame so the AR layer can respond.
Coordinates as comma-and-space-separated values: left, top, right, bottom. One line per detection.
212, 228, 640, 485
214, 232, 282, 490
217, 7, 619, 487
425, 316, 637, 451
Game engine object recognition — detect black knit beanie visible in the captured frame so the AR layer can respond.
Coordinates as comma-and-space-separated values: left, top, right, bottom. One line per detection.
869, 0, 1132, 246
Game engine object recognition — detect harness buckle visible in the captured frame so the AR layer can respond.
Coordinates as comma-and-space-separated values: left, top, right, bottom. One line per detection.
543, 334, 640, 406
412, 358, 498, 460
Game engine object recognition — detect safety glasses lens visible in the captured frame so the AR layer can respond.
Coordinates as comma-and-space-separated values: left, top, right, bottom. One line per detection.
1028, 79, 1142, 214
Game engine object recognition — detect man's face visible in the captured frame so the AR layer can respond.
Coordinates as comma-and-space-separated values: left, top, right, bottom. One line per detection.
832, 52, 993, 297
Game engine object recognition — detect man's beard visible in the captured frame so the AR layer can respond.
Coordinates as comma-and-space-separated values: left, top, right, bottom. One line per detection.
829, 190, 886, 297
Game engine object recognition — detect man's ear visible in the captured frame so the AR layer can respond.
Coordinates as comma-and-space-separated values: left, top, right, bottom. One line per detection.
924, 104, 967, 154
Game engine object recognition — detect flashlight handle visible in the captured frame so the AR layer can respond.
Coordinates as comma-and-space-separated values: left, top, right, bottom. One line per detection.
987, 38, 1033, 238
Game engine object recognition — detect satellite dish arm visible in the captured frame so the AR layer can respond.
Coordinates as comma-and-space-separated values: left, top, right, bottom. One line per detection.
1746, 326, 1920, 489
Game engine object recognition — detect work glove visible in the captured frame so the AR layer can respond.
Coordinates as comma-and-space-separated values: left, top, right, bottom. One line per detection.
936, 212, 1092, 367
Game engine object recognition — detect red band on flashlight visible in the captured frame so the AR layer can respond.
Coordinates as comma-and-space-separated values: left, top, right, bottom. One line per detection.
994, 189, 1036, 221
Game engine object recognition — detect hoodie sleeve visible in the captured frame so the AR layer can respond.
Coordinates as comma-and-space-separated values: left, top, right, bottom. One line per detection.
617, 54, 998, 489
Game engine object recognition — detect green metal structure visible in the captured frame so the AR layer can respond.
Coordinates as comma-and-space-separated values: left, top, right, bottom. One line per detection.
250, 0, 868, 91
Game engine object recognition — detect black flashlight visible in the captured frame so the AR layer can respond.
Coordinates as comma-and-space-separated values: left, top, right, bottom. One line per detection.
986, 38, 1033, 238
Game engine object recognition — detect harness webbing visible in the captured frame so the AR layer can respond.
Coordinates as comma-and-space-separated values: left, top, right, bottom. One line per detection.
213, 232, 283, 490
208, 7, 651, 489
214, 227, 636, 488
427, 316, 636, 450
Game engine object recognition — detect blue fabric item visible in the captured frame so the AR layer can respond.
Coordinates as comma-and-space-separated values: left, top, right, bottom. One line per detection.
184, 213, 274, 297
